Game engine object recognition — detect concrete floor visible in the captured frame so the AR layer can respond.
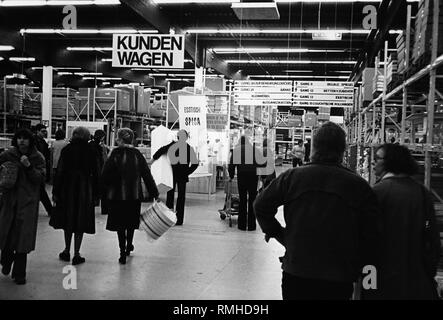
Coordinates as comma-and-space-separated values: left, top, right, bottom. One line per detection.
0, 174, 288, 300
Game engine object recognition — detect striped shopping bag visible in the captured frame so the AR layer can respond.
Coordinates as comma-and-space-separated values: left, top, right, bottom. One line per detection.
139, 201, 176, 241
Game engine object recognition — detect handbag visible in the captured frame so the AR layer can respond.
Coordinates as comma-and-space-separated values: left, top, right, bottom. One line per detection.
0, 161, 19, 191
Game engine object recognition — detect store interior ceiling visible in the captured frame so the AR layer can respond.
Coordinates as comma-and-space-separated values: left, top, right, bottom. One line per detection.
0, 0, 419, 91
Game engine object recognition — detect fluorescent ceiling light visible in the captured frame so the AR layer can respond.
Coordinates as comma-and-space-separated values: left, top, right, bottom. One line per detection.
98, 77, 122, 80
57, 72, 73, 75
225, 59, 355, 64
56, 67, 82, 70
152, 0, 239, 4
186, 28, 370, 35
184, 59, 193, 63
389, 30, 403, 34
102, 82, 111, 85
33, 66, 82, 70
0, 57, 3, 61
101, 58, 113, 62
74, 72, 103, 76
0, 45, 14, 51
165, 78, 193, 82
212, 48, 345, 54
250, 75, 350, 79
283, 70, 313, 73
1, 1, 121, 6
132, 68, 195, 71
10, 57, 35, 62
83, 76, 118, 80
152, 0, 415, 3
275, 0, 382, 3
232, 2, 276, 8
67, 47, 112, 51
149, 73, 196, 77
20, 29, 157, 34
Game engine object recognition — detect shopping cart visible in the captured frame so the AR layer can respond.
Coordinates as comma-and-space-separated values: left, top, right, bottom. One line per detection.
218, 178, 239, 227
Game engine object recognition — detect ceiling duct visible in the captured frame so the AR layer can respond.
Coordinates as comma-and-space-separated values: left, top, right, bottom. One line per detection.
231, 0, 279, 20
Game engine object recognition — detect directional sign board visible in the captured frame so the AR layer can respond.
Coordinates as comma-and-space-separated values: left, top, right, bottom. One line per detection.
293, 81, 354, 108
234, 80, 293, 106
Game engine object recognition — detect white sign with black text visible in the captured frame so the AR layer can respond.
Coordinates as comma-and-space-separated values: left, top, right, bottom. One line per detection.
112, 34, 185, 68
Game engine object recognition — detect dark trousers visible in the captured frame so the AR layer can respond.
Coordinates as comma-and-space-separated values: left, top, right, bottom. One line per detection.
1, 250, 27, 279
281, 272, 354, 300
166, 180, 187, 225
117, 229, 135, 253
292, 158, 303, 168
237, 174, 258, 231
40, 183, 52, 216
1, 222, 27, 279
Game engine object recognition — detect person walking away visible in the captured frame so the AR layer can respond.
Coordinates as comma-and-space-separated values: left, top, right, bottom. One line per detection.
304, 139, 311, 163
52, 129, 68, 180
367, 143, 441, 300
50, 127, 99, 265
0, 129, 46, 285
257, 138, 276, 190
254, 122, 380, 300
291, 140, 305, 168
102, 128, 159, 264
89, 129, 110, 215
34, 123, 52, 216
152, 130, 199, 226
228, 135, 264, 231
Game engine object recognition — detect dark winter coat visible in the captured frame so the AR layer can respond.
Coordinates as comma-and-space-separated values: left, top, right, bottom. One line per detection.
35, 135, 51, 180
152, 141, 199, 183
228, 141, 265, 179
89, 140, 109, 174
102, 146, 159, 201
50, 138, 99, 234
0, 147, 46, 253
254, 162, 380, 283
370, 176, 441, 300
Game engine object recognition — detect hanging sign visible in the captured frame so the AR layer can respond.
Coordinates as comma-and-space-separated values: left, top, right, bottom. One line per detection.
178, 95, 208, 173
112, 34, 185, 68
293, 81, 355, 108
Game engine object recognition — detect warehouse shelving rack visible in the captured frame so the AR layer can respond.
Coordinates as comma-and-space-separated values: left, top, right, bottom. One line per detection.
347, 1, 443, 262
350, 1, 442, 191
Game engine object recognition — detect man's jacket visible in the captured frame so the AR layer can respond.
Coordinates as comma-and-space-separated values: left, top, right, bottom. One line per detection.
152, 141, 199, 183
254, 162, 380, 283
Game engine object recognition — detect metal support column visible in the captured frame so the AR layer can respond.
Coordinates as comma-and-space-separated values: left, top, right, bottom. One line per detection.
93, 88, 96, 122
3, 76, 7, 135
424, 0, 440, 188
381, 41, 388, 143
166, 81, 170, 127
401, 5, 412, 144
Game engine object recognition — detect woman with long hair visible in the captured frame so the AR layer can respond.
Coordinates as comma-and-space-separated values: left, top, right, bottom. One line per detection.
0, 129, 46, 284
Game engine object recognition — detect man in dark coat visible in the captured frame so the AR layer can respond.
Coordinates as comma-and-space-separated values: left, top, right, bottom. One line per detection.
34, 123, 52, 216
89, 129, 110, 215
50, 127, 99, 265
152, 130, 199, 226
228, 135, 265, 231
254, 122, 380, 300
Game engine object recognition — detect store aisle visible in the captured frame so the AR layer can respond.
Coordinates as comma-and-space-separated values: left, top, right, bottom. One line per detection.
0, 190, 286, 300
